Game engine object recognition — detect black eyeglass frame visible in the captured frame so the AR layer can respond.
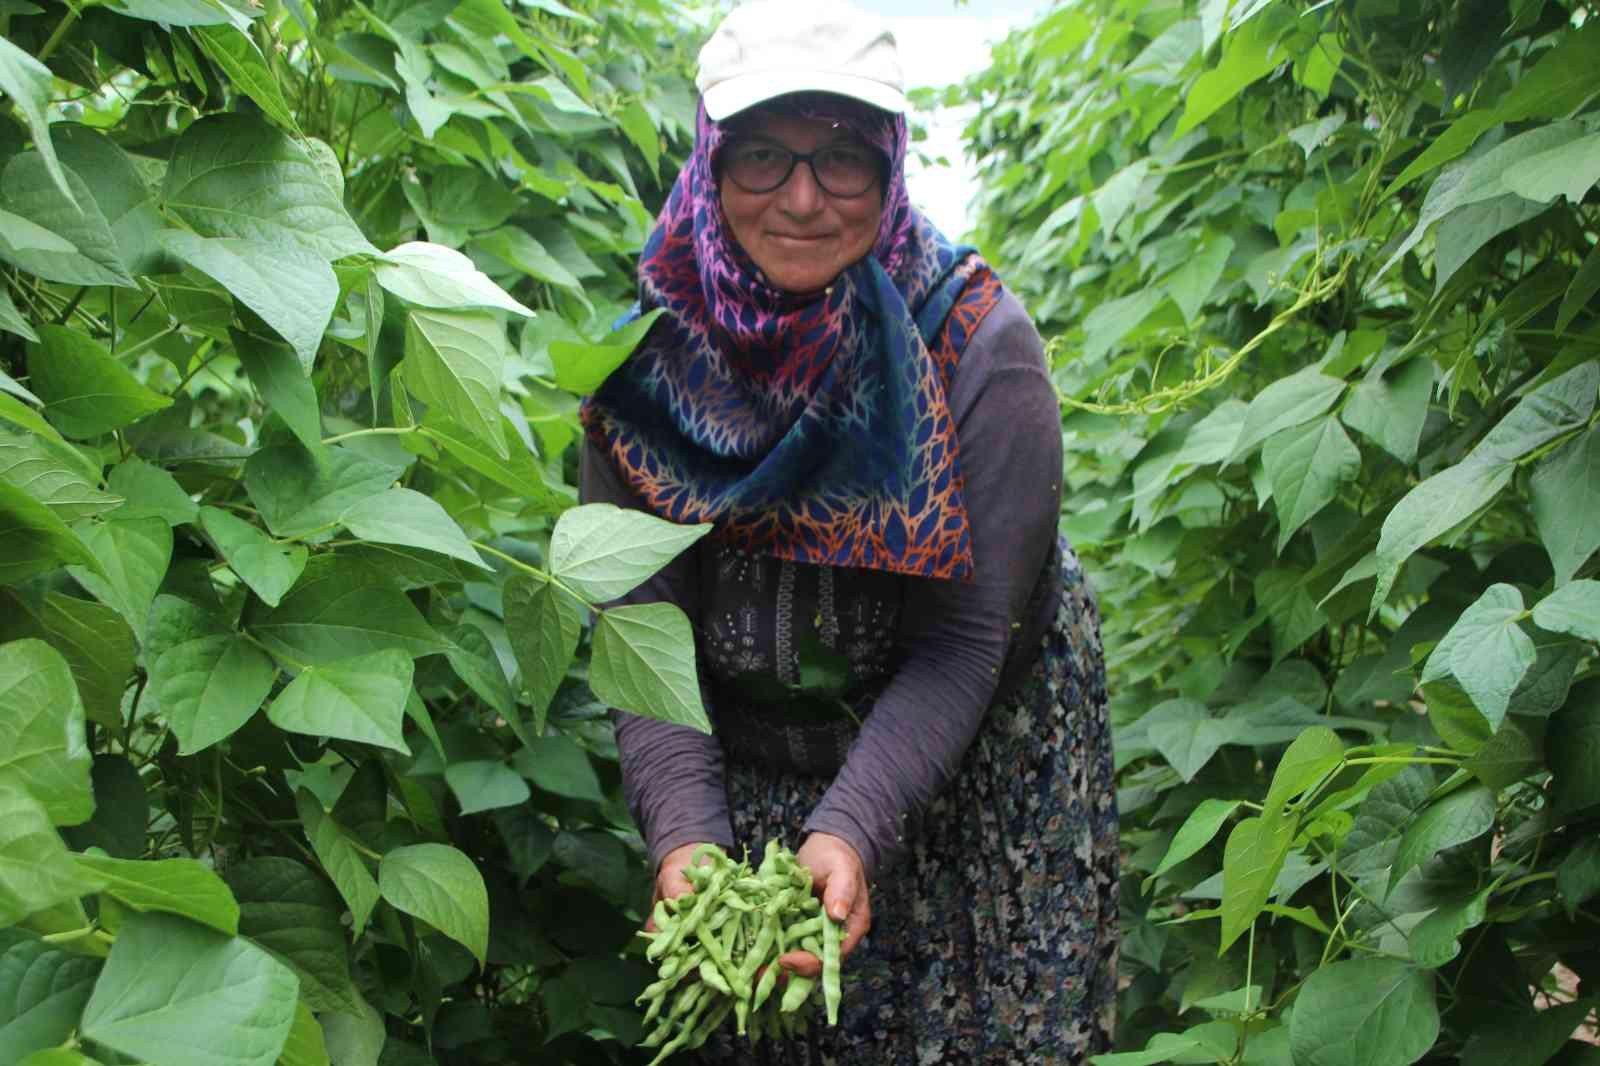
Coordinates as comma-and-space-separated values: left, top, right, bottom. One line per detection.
717, 138, 888, 199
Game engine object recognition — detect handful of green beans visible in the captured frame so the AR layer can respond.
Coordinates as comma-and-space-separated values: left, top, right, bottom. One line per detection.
635, 841, 844, 1063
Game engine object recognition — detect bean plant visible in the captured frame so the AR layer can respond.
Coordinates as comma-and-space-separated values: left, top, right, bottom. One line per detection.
956, 2, 1599, 1065
0, 1, 715, 1064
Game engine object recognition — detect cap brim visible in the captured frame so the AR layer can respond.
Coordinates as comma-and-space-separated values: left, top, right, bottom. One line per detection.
702, 71, 907, 121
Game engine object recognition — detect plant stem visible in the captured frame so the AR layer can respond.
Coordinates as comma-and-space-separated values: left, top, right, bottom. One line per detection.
38, 3, 80, 62
321, 426, 420, 446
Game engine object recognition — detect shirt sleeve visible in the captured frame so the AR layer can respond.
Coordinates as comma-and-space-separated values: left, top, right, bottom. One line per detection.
579, 438, 736, 874
802, 292, 1063, 881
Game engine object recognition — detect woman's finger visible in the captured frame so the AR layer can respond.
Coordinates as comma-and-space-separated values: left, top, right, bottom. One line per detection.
839, 891, 872, 959
776, 948, 822, 980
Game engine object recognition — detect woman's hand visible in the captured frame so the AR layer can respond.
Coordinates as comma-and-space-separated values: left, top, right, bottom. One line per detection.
777, 832, 871, 979
648, 841, 715, 932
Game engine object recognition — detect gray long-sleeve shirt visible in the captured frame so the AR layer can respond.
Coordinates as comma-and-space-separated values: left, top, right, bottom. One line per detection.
579, 290, 1063, 882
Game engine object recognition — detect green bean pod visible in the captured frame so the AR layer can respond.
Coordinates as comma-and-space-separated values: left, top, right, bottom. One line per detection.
821, 911, 843, 1025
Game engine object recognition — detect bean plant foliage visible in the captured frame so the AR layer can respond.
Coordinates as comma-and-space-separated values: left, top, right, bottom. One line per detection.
0, 1, 715, 1064
958, 1, 1599, 1064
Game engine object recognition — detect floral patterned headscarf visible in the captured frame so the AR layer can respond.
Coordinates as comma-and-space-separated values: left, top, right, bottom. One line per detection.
580, 93, 1003, 580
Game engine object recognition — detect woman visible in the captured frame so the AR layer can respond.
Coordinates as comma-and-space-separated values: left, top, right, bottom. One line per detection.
579, 3, 1118, 1062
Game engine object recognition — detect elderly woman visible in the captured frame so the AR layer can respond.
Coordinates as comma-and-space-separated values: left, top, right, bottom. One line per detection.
579, 2, 1118, 1062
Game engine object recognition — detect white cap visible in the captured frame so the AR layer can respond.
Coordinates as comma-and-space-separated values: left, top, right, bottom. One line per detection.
695, 0, 907, 122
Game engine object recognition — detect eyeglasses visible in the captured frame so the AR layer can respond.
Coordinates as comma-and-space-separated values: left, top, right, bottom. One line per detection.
720, 139, 884, 198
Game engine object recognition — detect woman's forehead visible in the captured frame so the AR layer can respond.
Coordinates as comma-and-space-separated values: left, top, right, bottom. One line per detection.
726, 112, 868, 147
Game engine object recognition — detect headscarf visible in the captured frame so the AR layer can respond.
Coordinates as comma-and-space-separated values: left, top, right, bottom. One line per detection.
580, 94, 1004, 581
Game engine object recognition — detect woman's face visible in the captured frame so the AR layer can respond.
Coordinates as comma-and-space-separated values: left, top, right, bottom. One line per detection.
718, 113, 885, 295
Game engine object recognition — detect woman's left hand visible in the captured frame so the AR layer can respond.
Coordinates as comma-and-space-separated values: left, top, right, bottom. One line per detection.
778, 832, 871, 979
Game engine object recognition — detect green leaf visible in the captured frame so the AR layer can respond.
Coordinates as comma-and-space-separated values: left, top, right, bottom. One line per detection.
233, 331, 322, 451
1227, 366, 1346, 465
1370, 460, 1514, 614
423, 418, 570, 514
148, 626, 278, 755
225, 857, 359, 1016
1420, 584, 1535, 730
50, 124, 166, 276
1547, 679, 1600, 818
1264, 726, 1344, 811
0, 931, 102, 1062
339, 488, 486, 569
1463, 719, 1541, 790
294, 790, 379, 935
1501, 129, 1600, 205
199, 507, 307, 608
1557, 243, 1600, 333
266, 649, 414, 753
548, 503, 710, 602
1530, 579, 1600, 643
0, 638, 92, 826
0, 776, 100, 927
1218, 814, 1294, 952
0, 155, 132, 288
475, 227, 584, 291
318, 991, 382, 1066
248, 555, 447, 664
1459, 1001, 1598, 1066
374, 241, 533, 316
1341, 357, 1433, 466
107, 0, 249, 26
66, 516, 173, 642
1467, 362, 1597, 467
1388, 783, 1496, 895
378, 844, 489, 966
0, 480, 101, 586
74, 855, 239, 935
590, 603, 711, 734
444, 760, 530, 815
278, 1001, 330, 1066
618, 99, 660, 173
0, 286, 36, 341
162, 114, 373, 261
80, 911, 298, 1066
1289, 959, 1438, 1066
106, 459, 197, 526
26, 327, 170, 439
60, 754, 145, 858
190, 26, 299, 133
1145, 799, 1241, 886
1409, 886, 1492, 967
1164, 235, 1233, 325
0, 36, 74, 203
1141, 699, 1238, 783
1262, 416, 1360, 553
513, 735, 604, 804
1557, 837, 1600, 914
1254, 567, 1326, 661
0, 427, 121, 523
243, 445, 406, 540
1088, 1040, 1203, 1066
443, 622, 514, 719
404, 309, 507, 459
1175, 15, 1285, 136
1081, 289, 1166, 362
158, 231, 337, 374
503, 573, 581, 739
547, 310, 665, 394
1432, 192, 1550, 293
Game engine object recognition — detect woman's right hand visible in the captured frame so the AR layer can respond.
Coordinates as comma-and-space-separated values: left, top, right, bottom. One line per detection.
648, 841, 714, 932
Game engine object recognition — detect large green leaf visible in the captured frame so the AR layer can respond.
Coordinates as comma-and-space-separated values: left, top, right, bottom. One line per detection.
1145, 799, 1241, 886
1262, 416, 1360, 552
265, 649, 414, 753
233, 330, 322, 452
1340, 357, 1433, 466
503, 573, 581, 739
318, 991, 383, 1066
1226, 366, 1346, 465
513, 735, 604, 804
66, 517, 173, 642
443, 622, 514, 719
1174, 13, 1285, 136
247, 555, 448, 664
225, 857, 359, 1015
106, 459, 198, 527
1387, 783, 1496, 895
199, 507, 307, 608
0, 427, 122, 523
1530, 428, 1600, 587
0, 776, 99, 928
147, 611, 279, 755
190, 25, 299, 133
547, 503, 710, 602
1139, 699, 1238, 783
1557, 242, 1600, 333
26, 327, 170, 440
0, 36, 74, 202
1547, 679, 1600, 818
1531, 579, 1600, 643
403, 309, 508, 459
0, 638, 92, 826
294, 790, 378, 935
1219, 813, 1295, 952
482, 231, 587, 292
589, 603, 711, 734
0, 155, 132, 288
0, 481, 101, 587
444, 760, 531, 815
1288, 959, 1438, 1066
243, 445, 407, 540
548, 309, 665, 394
1408, 886, 1492, 967
1557, 837, 1600, 914
1501, 129, 1600, 205
1459, 1001, 1599, 1066
74, 855, 239, 935
1369, 459, 1513, 614
278, 1001, 330, 1066
158, 231, 337, 374
339, 488, 486, 569
1468, 362, 1598, 467
0, 931, 102, 1063
50, 124, 166, 276
0, 289, 36, 342
161, 114, 372, 261
80, 911, 298, 1066
1420, 584, 1535, 730
378, 844, 489, 965
374, 241, 534, 316
1263, 727, 1344, 812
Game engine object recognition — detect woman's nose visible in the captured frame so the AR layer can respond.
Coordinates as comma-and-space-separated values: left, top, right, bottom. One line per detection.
777, 159, 825, 216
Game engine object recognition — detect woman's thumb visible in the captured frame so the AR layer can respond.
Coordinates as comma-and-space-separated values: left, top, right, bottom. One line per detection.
823, 869, 856, 922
